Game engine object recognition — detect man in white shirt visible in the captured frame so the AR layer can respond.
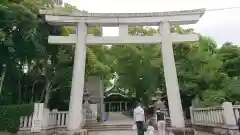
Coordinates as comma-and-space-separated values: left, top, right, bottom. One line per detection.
133, 103, 145, 135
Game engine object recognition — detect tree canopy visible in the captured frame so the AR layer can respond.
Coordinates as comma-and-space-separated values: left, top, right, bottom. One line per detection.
1, 0, 240, 110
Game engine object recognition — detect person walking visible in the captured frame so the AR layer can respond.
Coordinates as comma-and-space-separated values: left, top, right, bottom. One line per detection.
156, 109, 165, 135
134, 103, 145, 135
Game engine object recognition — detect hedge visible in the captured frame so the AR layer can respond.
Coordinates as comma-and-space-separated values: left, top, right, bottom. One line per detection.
0, 104, 34, 133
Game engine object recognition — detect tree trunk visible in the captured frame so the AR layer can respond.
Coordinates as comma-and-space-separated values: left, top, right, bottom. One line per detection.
44, 88, 51, 108
18, 79, 21, 104
30, 80, 38, 103
40, 81, 50, 101
23, 85, 29, 104
40, 81, 52, 108
0, 66, 6, 96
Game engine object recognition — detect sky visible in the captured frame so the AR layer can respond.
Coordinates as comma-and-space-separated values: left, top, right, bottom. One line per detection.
63, 0, 240, 45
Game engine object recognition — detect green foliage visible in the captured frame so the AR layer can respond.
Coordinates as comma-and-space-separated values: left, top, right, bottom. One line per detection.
199, 90, 226, 107
0, 104, 34, 133
0, 0, 111, 109
108, 27, 240, 108
0, 0, 240, 112
217, 43, 240, 77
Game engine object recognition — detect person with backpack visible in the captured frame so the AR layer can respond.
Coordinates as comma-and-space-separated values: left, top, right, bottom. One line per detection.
156, 109, 166, 135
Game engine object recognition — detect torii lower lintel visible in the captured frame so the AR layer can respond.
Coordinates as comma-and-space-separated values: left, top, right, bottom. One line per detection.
48, 34, 199, 45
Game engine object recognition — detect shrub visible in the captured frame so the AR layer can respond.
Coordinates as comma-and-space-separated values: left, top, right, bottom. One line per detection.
0, 104, 34, 133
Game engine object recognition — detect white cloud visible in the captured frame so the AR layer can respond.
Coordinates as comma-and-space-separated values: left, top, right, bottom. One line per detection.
63, 0, 240, 45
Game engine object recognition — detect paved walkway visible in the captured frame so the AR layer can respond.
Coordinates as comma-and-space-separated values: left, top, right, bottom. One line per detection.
89, 112, 215, 135
89, 130, 215, 135
100, 112, 133, 125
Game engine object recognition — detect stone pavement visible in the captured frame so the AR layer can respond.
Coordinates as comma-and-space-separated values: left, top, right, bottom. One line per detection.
100, 112, 133, 125
88, 112, 215, 135
89, 130, 215, 135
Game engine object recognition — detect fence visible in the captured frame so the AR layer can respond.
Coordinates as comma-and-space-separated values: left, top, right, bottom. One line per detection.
19, 115, 33, 130
233, 105, 240, 124
17, 101, 240, 134
48, 111, 69, 127
19, 110, 69, 131
17, 103, 88, 135
190, 106, 225, 125
190, 102, 240, 134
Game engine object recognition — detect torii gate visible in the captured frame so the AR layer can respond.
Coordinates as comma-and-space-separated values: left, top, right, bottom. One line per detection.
40, 9, 205, 132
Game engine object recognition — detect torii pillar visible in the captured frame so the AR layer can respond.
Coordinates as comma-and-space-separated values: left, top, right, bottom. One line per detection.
67, 23, 87, 130
160, 22, 184, 127
40, 8, 205, 134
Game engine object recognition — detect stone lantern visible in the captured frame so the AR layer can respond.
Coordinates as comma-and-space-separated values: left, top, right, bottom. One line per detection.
155, 90, 166, 109
151, 89, 165, 109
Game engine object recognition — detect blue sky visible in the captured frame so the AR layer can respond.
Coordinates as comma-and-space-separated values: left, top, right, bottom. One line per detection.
63, 0, 240, 46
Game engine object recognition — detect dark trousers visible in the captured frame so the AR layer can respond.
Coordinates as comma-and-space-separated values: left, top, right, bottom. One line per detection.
136, 121, 144, 135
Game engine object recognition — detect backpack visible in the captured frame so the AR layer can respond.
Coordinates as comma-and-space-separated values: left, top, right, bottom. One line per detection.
156, 111, 165, 121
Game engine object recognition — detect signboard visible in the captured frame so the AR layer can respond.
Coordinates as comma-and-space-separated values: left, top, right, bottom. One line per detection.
31, 103, 44, 132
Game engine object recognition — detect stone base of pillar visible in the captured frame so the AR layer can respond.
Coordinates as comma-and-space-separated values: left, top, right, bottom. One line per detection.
166, 127, 195, 135
58, 129, 88, 135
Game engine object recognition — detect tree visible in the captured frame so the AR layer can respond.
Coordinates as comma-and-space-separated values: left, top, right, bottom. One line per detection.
110, 26, 234, 108
109, 27, 163, 105
217, 42, 240, 77
1, 0, 240, 110
0, 1, 111, 108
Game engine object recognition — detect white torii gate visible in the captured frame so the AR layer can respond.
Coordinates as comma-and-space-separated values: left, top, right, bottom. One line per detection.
40, 9, 205, 132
